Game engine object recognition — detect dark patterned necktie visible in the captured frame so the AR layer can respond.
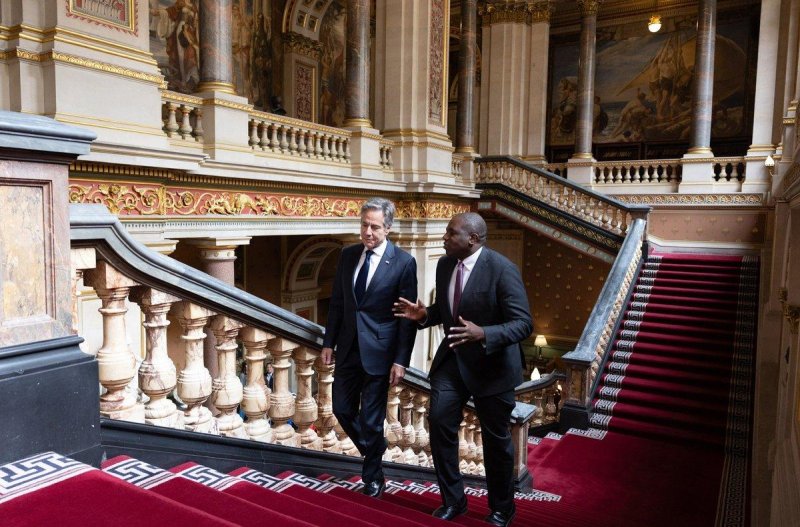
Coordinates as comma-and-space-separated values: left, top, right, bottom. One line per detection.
354, 250, 374, 303
452, 261, 464, 319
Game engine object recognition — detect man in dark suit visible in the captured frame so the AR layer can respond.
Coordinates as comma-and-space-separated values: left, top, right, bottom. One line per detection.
394, 212, 532, 527
321, 197, 418, 498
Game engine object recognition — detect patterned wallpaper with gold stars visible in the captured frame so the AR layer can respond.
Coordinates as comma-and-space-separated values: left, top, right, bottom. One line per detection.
522, 231, 612, 346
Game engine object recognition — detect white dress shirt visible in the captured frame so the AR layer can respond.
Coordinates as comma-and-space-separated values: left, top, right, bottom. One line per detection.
448, 247, 483, 316
353, 240, 387, 290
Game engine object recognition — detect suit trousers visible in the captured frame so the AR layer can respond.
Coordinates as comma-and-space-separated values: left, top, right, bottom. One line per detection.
332, 341, 390, 484
428, 351, 516, 513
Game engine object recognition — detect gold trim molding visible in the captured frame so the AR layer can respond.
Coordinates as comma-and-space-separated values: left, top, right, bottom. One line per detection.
613, 193, 765, 206
480, 2, 553, 25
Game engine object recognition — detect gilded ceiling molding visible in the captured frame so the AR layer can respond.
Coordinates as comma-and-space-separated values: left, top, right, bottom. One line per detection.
49, 50, 163, 85
282, 31, 322, 61
577, 0, 602, 17
68, 179, 470, 220
613, 193, 765, 206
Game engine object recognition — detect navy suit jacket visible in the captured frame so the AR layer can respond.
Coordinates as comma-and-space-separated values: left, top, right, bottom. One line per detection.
323, 240, 418, 375
424, 247, 533, 397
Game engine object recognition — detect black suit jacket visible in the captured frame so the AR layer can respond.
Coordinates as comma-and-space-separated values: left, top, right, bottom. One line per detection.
424, 247, 533, 397
323, 240, 418, 375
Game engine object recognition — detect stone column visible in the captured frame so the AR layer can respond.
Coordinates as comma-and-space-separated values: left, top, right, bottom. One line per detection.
456, 0, 477, 154
744, 0, 783, 193
688, 0, 717, 155
344, 0, 372, 128
573, 0, 600, 160
375, 0, 456, 185
680, 0, 717, 192
198, 0, 235, 94
525, 2, 553, 165
191, 238, 250, 384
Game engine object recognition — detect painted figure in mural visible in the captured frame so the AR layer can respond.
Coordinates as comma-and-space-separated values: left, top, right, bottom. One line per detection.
251, 12, 273, 109
232, 2, 253, 99
151, 0, 200, 92
319, 3, 346, 126
550, 76, 578, 143
593, 95, 608, 136
609, 89, 653, 142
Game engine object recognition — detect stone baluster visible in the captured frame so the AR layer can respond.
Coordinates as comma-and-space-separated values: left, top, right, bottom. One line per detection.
413, 392, 430, 467
248, 119, 259, 147
82, 261, 143, 422
314, 132, 323, 158
175, 302, 216, 433
269, 123, 280, 151
279, 125, 289, 153
293, 346, 322, 450
70, 247, 96, 336
344, 139, 351, 162
384, 385, 404, 462
458, 415, 469, 474
474, 422, 485, 476
314, 355, 340, 453
336, 420, 361, 456
259, 122, 270, 150
545, 392, 558, 423
192, 108, 204, 141
179, 105, 192, 139
399, 388, 417, 465
210, 316, 246, 438
465, 413, 478, 475
268, 337, 300, 447
335, 137, 344, 161
164, 102, 179, 137
289, 127, 299, 155
129, 287, 182, 428
532, 390, 545, 426
321, 133, 331, 160
239, 327, 273, 442
297, 130, 307, 156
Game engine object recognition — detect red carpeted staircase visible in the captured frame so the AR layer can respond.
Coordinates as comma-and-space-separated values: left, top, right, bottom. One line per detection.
0, 253, 757, 527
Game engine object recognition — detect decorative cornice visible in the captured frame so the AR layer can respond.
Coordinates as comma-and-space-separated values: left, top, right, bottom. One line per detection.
205, 98, 253, 112
283, 31, 322, 61
613, 193, 765, 207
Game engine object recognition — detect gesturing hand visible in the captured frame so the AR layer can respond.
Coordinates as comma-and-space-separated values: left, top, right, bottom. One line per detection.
393, 297, 427, 322
447, 316, 485, 348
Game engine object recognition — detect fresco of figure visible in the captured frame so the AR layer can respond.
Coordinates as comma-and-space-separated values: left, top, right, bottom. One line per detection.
151, 0, 200, 93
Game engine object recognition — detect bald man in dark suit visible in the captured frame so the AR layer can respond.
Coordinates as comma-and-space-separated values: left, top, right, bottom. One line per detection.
395, 212, 532, 527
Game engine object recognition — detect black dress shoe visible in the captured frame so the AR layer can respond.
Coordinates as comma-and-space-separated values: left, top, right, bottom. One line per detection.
484, 506, 516, 527
361, 479, 384, 498
432, 496, 468, 520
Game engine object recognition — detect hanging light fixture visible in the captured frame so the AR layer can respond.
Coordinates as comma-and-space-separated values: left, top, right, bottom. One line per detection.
648, 14, 662, 33
648, 1, 662, 33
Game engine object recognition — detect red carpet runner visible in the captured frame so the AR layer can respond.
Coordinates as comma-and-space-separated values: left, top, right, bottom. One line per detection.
0, 253, 756, 527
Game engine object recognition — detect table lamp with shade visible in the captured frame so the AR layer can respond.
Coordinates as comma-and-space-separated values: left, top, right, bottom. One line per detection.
534, 334, 548, 359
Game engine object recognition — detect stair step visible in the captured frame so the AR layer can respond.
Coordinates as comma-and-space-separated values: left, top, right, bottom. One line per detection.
595, 387, 728, 415
598, 415, 726, 448
621, 320, 735, 338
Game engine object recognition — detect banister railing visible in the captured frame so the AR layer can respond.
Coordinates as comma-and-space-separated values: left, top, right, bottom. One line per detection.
70, 204, 533, 485
515, 372, 565, 427
594, 159, 682, 187
161, 91, 204, 141
475, 156, 651, 238
248, 110, 351, 163
559, 218, 647, 429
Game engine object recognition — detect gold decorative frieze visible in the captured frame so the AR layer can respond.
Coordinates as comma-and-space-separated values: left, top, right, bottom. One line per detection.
48, 50, 163, 85
68, 179, 470, 220
283, 31, 322, 60
613, 193, 765, 207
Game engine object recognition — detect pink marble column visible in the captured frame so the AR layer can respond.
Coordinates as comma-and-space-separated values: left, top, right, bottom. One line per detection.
198, 0, 235, 93
574, 0, 601, 159
456, 0, 477, 153
688, 0, 717, 154
344, 0, 371, 127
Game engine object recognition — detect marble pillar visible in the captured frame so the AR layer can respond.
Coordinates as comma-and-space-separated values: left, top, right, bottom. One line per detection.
198, 0, 235, 94
192, 238, 250, 387
573, 0, 600, 159
525, 3, 553, 165
744, 0, 783, 193
344, 0, 372, 127
687, 0, 717, 155
456, 0, 477, 154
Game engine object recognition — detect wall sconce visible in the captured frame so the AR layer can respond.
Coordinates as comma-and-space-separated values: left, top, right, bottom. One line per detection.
534, 334, 548, 359
648, 14, 662, 33
765, 154, 775, 180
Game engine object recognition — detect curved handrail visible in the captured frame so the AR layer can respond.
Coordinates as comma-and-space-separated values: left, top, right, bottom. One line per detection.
477, 155, 651, 215
70, 204, 324, 349
560, 218, 646, 416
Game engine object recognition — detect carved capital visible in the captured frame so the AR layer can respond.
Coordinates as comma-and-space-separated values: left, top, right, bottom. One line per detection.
282, 31, 322, 61
779, 288, 800, 333
528, 1, 553, 24
577, 0, 602, 17
479, 1, 532, 25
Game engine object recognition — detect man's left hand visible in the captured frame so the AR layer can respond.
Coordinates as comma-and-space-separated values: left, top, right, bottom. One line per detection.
447, 316, 485, 348
389, 364, 406, 386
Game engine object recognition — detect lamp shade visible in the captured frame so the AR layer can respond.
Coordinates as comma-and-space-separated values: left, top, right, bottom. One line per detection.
648, 15, 662, 33
534, 334, 548, 347
530, 367, 541, 381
